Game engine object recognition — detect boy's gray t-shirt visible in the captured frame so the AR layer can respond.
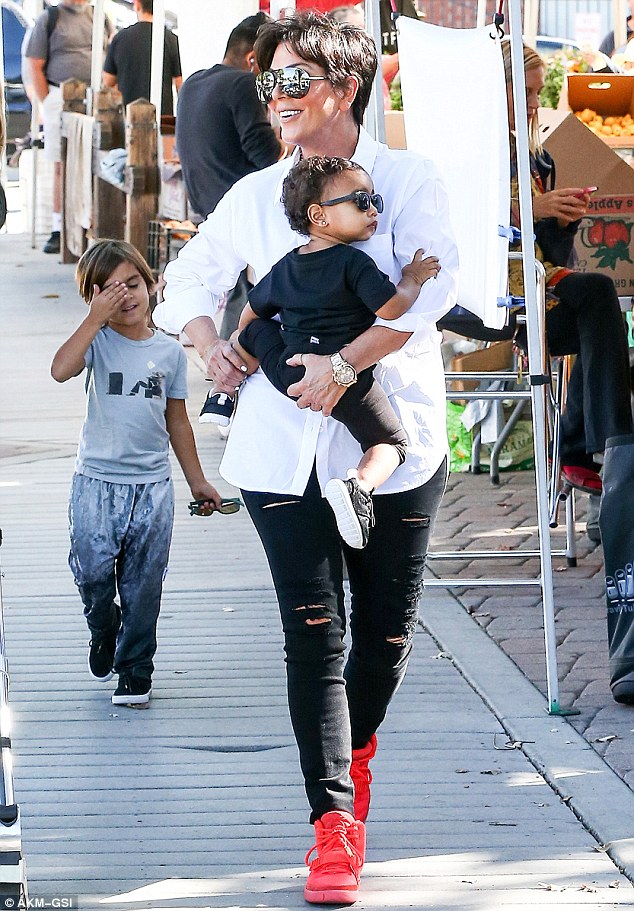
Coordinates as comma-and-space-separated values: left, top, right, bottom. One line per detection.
76, 326, 188, 484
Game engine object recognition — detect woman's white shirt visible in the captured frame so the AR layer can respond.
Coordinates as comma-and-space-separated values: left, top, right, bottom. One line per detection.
154, 128, 458, 495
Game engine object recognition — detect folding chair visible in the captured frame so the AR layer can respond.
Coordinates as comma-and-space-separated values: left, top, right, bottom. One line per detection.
439, 301, 579, 566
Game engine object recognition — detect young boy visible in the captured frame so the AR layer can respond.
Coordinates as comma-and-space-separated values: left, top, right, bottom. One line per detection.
199, 155, 440, 548
51, 240, 221, 706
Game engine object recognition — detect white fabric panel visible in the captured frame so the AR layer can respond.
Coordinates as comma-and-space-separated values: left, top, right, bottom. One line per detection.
397, 19, 510, 329
177, 0, 259, 80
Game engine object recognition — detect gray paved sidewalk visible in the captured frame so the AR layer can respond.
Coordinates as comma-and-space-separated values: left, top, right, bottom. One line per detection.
2, 227, 634, 909
429, 471, 634, 789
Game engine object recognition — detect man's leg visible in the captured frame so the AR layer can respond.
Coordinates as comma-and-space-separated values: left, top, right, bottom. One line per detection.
41, 86, 63, 253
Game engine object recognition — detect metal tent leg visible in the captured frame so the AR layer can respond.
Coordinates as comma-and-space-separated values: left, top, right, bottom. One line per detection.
0, 532, 28, 905
507, 0, 577, 715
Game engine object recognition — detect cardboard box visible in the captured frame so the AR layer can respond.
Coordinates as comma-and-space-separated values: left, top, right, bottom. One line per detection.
161, 134, 178, 163
158, 161, 187, 221
539, 108, 634, 291
565, 73, 634, 148
385, 110, 406, 149
448, 341, 513, 394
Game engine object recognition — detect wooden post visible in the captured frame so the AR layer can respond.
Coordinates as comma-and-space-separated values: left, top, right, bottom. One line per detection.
60, 79, 87, 263
124, 99, 158, 258
92, 87, 126, 242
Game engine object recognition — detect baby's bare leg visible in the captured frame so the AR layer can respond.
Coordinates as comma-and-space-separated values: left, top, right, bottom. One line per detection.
357, 443, 401, 493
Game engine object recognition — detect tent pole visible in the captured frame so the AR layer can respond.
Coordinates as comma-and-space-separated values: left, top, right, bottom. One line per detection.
30, 0, 44, 247
508, 0, 568, 716
523, 0, 539, 49
150, 0, 165, 127
614, 0, 628, 50
365, 0, 385, 143
476, 0, 487, 29
89, 0, 105, 115
0, 3, 7, 186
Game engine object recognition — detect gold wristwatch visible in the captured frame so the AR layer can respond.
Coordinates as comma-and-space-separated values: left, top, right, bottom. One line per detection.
330, 351, 357, 387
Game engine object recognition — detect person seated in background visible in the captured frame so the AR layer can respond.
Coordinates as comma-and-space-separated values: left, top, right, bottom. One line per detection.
503, 39, 633, 496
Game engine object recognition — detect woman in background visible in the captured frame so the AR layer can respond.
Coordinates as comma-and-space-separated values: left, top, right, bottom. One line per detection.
503, 40, 632, 496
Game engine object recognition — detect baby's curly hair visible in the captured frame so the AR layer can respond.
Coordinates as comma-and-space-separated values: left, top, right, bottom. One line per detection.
282, 156, 367, 235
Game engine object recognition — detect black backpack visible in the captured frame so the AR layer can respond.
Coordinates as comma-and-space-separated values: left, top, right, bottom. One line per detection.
43, 3, 60, 78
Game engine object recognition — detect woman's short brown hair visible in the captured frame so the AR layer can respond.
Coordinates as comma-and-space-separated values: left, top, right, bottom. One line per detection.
75, 240, 155, 303
254, 10, 377, 128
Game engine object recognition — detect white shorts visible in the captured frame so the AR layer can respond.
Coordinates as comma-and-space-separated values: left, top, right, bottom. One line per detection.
41, 85, 63, 163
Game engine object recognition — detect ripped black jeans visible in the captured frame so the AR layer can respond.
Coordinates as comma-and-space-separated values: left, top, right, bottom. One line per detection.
241, 458, 447, 822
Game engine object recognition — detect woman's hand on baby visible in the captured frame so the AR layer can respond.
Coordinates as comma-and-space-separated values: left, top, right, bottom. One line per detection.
203, 338, 248, 394
89, 282, 128, 326
402, 249, 441, 286
286, 353, 346, 416
533, 189, 589, 224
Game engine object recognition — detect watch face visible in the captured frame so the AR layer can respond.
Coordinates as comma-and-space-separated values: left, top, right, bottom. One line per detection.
338, 365, 356, 385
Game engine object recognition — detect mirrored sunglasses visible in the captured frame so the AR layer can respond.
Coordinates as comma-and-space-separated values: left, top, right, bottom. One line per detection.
320, 191, 384, 213
256, 66, 328, 103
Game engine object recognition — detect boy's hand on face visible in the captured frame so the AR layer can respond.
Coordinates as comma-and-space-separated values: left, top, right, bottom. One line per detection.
88, 281, 128, 327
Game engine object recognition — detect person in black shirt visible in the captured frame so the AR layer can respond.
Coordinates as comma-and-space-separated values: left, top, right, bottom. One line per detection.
175, 12, 281, 220
199, 156, 440, 549
175, 13, 282, 340
103, 0, 182, 116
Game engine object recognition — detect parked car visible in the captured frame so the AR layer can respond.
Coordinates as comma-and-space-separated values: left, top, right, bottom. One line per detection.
536, 34, 619, 72
2, 0, 34, 147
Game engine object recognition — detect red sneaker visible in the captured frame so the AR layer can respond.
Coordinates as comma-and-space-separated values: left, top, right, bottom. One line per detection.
304, 810, 366, 905
350, 734, 377, 822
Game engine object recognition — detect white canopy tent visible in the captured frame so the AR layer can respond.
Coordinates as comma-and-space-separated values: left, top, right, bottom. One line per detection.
177, 0, 258, 80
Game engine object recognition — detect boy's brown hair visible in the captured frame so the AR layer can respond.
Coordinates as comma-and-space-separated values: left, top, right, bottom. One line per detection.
75, 240, 155, 303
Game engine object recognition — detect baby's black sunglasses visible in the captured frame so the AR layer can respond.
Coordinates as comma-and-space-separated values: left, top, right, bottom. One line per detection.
320, 190, 384, 213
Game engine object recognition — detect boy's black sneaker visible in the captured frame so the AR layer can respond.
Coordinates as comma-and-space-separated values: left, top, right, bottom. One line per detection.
325, 476, 375, 549
88, 625, 118, 682
199, 391, 235, 426
112, 673, 152, 706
